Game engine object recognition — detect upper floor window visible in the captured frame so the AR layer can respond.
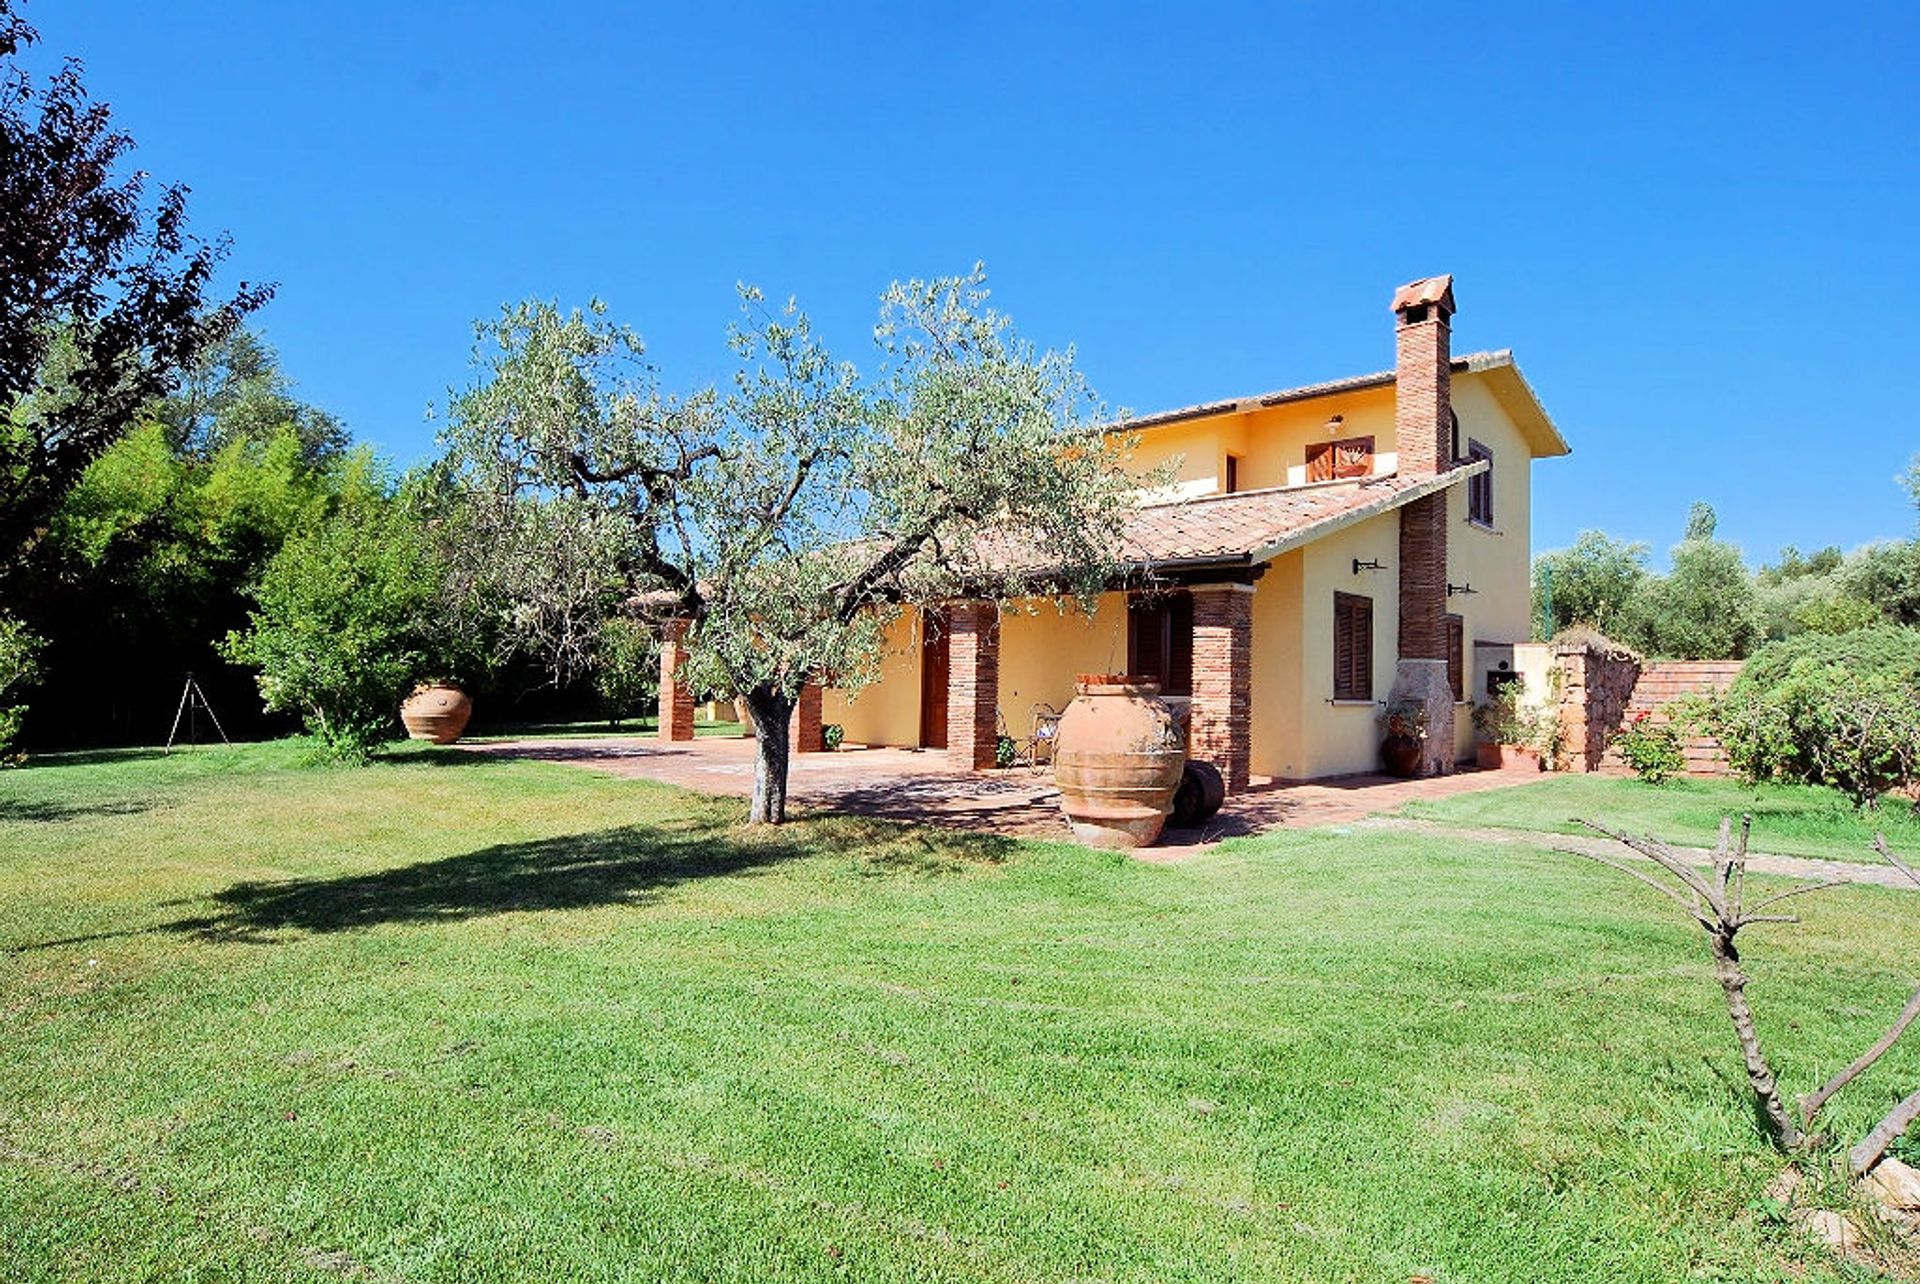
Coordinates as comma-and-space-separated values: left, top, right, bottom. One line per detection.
1466, 439, 1494, 526
1308, 436, 1375, 483
1224, 454, 1241, 494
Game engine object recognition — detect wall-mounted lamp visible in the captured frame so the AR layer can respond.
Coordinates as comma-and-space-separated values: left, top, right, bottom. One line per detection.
1352, 558, 1386, 574
1326, 413, 1345, 435
1447, 582, 1478, 597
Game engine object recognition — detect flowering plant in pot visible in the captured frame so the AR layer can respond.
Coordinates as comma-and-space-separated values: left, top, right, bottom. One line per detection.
1471, 685, 1545, 772
1379, 699, 1428, 778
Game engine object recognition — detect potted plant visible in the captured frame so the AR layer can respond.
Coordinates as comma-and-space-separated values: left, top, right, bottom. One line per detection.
1379, 699, 1427, 778
1471, 685, 1544, 772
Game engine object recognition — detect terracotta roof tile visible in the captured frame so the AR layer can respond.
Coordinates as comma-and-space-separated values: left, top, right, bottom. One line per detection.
1118, 466, 1479, 566
980, 463, 1485, 577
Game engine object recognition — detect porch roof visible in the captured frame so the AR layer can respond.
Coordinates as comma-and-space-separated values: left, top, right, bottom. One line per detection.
1113, 462, 1486, 570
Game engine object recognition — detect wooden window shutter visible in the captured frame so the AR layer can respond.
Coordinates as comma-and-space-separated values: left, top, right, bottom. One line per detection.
1167, 593, 1193, 697
1128, 599, 1164, 686
1309, 437, 1374, 482
1333, 436, 1374, 478
1446, 614, 1465, 703
1334, 592, 1373, 701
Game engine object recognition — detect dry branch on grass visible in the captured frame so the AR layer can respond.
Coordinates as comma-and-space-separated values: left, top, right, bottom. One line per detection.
1567, 815, 1920, 1178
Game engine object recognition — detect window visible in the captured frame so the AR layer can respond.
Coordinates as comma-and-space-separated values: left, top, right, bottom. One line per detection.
1307, 435, 1375, 482
1128, 592, 1193, 696
1445, 614, 1465, 703
1466, 438, 1494, 526
1224, 454, 1240, 494
1333, 592, 1373, 701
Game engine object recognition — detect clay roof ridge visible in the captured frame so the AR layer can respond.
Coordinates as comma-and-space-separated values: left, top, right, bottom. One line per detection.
1134, 475, 1381, 512
1116, 350, 1515, 432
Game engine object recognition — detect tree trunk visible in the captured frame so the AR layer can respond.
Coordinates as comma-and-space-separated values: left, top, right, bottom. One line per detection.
743, 687, 794, 825
1708, 928, 1803, 1149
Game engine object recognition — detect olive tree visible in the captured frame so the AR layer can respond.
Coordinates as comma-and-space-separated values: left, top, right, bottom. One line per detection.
438, 269, 1137, 823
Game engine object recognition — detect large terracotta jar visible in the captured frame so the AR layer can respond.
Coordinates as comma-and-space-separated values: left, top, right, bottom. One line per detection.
400, 683, 472, 744
1053, 675, 1187, 848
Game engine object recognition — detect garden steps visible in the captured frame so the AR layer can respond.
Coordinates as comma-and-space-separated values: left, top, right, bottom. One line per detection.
1598, 660, 1745, 778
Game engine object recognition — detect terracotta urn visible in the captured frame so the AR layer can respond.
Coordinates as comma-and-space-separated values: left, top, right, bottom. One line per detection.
1053, 674, 1187, 848
1381, 732, 1423, 778
400, 683, 472, 744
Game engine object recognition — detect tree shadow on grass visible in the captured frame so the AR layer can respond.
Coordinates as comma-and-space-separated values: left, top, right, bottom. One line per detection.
162, 821, 804, 942
0, 797, 152, 824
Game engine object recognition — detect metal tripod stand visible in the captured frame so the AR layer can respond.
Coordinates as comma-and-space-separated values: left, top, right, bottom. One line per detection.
164, 672, 230, 753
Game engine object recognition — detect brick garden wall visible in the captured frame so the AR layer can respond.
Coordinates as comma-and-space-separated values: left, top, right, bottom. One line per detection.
1598, 660, 1744, 778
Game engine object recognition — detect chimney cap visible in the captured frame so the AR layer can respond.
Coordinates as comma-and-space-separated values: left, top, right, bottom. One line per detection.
1392, 274, 1456, 319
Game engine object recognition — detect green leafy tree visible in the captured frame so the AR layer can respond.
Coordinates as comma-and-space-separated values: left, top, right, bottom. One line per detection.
0, 2, 270, 580
1787, 592, 1883, 636
1683, 500, 1718, 542
0, 613, 39, 758
1618, 512, 1762, 659
439, 269, 1137, 823
154, 329, 347, 466
1841, 539, 1920, 628
593, 616, 657, 726
1531, 530, 1649, 637
221, 469, 451, 760
1755, 544, 1848, 640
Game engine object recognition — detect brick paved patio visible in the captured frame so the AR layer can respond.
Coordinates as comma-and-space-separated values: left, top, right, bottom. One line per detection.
460, 734, 1548, 852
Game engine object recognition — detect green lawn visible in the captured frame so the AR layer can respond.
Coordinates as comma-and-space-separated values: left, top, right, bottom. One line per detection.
1401, 773, 1920, 865
3, 743, 1916, 1282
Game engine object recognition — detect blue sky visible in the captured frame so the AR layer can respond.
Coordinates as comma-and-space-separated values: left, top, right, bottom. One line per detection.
23, 1, 1920, 560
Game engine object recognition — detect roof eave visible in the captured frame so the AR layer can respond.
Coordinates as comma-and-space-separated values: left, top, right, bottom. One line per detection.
1247, 462, 1488, 565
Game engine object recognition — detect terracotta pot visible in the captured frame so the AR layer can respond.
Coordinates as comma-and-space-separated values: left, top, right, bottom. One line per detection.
400, 683, 472, 744
1053, 675, 1186, 848
1478, 742, 1542, 772
1381, 732, 1423, 778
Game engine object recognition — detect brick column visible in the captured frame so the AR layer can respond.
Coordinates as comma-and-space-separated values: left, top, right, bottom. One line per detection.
789, 682, 823, 754
657, 618, 695, 743
1189, 583, 1254, 793
946, 600, 1000, 772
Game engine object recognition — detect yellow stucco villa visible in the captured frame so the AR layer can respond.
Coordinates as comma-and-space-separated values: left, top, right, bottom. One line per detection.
745, 276, 1567, 792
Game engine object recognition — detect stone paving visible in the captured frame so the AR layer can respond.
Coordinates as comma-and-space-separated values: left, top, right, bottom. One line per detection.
461, 736, 1912, 889
460, 733, 1549, 850
1365, 816, 1919, 892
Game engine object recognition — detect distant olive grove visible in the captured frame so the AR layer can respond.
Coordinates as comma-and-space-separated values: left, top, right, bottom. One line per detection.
1532, 485, 1920, 660
1532, 481, 1920, 809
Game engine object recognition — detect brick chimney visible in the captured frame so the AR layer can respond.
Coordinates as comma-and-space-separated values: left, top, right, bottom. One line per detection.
1391, 274, 1455, 478
1388, 274, 1457, 776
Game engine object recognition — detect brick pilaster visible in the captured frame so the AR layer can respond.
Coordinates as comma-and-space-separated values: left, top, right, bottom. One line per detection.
789, 682, 823, 754
946, 600, 1000, 772
1397, 492, 1449, 662
657, 618, 696, 743
1189, 583, 1254, 793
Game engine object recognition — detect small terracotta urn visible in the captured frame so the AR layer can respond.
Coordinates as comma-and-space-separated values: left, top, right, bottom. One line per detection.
1052, 674, 1187, 848
400, 683, 472, 744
